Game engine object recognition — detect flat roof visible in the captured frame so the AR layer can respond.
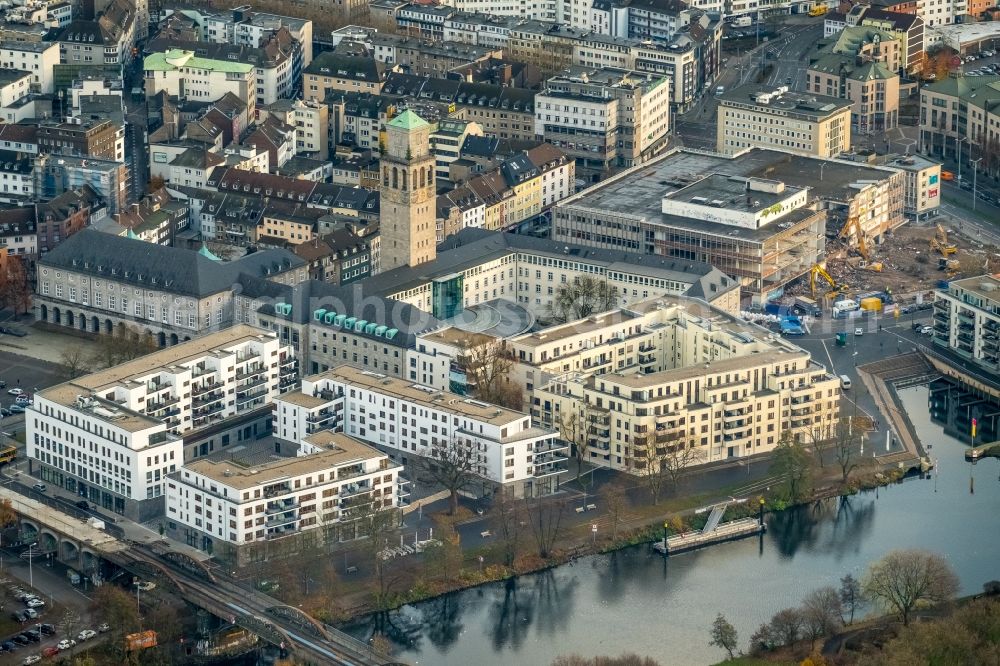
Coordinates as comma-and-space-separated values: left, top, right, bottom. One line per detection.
557, 148, 898, 229
419, 326, 496, 348
315, 365, 529, 426
667, 173, 801, 215
948, 274, 1000, 303
597, 349, 810, 389
0, 488, 128, 553
276, 392, 331, 409
39, 325, 276, 412
515, 309, 642, 349
183, 432, 383, 490
719, 84, 852, 118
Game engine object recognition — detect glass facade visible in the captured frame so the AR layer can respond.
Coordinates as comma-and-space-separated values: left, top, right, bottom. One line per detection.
432, 273, 464, 320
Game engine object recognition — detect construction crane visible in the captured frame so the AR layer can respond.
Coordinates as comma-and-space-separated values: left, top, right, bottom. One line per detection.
810, 264, 849, 299
931, 224, 957, 256
839, 215, 870, 262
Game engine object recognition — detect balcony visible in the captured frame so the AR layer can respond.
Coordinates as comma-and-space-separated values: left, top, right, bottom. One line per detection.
238, 375, 268, 390
191, 365, 213, 378
340, 482, 371, 498
533, 461, 566, 478
933, 299, 949, 311
791, 417, 812, 428
236, 363, 265, 380
192, 379, 221, 396
723, 419, 748, 430
266, 524, 299, 539
192, 390, 224, 407
723, 408, 746, 420
790, 395, 811, 405
193, 402, 225, 418
147, 381, 172, 395
582, 356, 611, 371
588, 426, 610, 441
655, 430, 676, 443
263, 483, 291, 498
266, 499, 299, 514
237, 385, 269, 403
146, 395, 179, 414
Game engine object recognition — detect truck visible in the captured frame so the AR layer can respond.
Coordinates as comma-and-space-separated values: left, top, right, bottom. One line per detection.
731, 15, 752, 27
793, 296, 822, 317
832, 299, 859, 317
808, 5, 828, 16
66, 569, 80, 585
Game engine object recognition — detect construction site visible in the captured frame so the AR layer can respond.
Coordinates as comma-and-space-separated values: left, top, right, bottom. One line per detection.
782, 217, 1000, 306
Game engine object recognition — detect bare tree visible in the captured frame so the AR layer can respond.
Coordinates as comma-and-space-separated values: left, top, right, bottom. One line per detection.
709, 613, 739, 660
636, 437, 703, 505
492, 491, 524, 567
59, 609, 83, 638
839, 573, 865, 625
59, 346, 92, 380
462, 340, 521, 409
557, 404, 589, 484
91, 324, 158, 368
862, 549, 959, 626
419, 437, 479, 516
343, 493, 401, 608
829, 418, 861, 484
526, 496, 566, 559
0, 255, 31, 316
548, 276, 618, 323
601, 482, 629, 541
801, 586, 843, 643
767, 607, 805, 647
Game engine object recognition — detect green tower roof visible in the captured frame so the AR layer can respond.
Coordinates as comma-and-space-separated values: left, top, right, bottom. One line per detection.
126, 228, 139, 239
387, 109, 428, 131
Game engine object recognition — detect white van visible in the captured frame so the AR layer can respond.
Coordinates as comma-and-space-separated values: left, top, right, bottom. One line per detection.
839, 375, 852, 390
716, 85, 725, 95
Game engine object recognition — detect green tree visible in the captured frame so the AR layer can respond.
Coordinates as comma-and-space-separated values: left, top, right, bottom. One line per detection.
862, 549, 959, 626
770, 432, 814, 501
709, 613, 739, 660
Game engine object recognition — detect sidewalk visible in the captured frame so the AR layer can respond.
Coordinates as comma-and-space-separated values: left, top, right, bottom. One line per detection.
0, 321, 98, 365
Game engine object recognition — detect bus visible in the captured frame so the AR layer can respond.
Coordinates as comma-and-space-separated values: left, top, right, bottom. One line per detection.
0, 444, 15, 465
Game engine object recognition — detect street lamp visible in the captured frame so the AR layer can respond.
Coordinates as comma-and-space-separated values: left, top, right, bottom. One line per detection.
957, 136, 971, 181
27, 541, 36, 589
972, 157, 983, 211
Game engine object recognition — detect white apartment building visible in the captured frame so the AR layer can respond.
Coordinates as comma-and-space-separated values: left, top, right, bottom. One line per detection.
203, 11, 314, 67
0, 41, 59, 93
885, 154, 941, 220
931, 275, 1000, 375
0, 69, 30, 107
534, 298, 841, 473
166, 431, 404, 560
143, 49, 256, 119
276, 366, 568, 497
27, 326, 296, 520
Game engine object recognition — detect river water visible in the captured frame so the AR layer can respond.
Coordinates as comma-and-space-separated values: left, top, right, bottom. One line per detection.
343, 386, 1000, 665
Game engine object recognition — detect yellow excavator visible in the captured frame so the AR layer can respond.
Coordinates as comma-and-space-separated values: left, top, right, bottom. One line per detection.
810, 264, 849, 300
930, 223, 957, 256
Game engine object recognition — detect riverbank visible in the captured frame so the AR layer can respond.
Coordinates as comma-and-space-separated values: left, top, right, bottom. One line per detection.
321, 460, 910, 624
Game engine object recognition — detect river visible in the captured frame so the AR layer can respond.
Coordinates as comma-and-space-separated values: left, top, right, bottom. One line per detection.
343, 385, 1000, 665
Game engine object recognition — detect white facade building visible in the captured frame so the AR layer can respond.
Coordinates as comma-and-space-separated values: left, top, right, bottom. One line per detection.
275, 366, 568, 497
143, 49, 256, 118
26, 326, 296, 520
0, 41, 59, 93
166, 431, 404, 558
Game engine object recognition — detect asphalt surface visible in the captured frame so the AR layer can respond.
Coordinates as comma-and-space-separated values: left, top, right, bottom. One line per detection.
124, 56, 148, 203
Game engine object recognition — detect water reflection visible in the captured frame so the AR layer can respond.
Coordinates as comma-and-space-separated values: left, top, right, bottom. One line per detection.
343, 386, 1000, 666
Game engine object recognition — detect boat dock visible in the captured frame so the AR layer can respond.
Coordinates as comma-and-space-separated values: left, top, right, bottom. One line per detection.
652, 517, 765, 556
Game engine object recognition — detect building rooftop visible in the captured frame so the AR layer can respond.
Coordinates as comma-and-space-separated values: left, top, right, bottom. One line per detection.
144, 49, 254, 74
184, 432, 383, 490
317, 366, 529, 427
666, 173, 801, 215
946, 274, 1000, 304
556, 148, 900, 229
719, 84, 852, 118
598, 349, 811, 390
38, 326, 279, 423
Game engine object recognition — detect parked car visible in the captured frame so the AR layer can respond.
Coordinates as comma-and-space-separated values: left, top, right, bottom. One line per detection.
23, 609, 38, 620
1, 640, 16, 651
75, 500, 89, 510
14, 394, 30, 405
11, 635, 30, 645
11, 610, 27, 622
56, 639, 75, 650
23, 655, 41, 665
9, 405, 24, 414
6, 387, 22, 396
97, 623, 109, 633
31, 483, 45, 493
855, 327, 864, 336
38, 624, 54, 636
0, 407, 10, 416
25, 599, 44, 609
921, 326, 934, 335
76, 629, 96, 641
135, 581, 156, 591
23, 629, 40, 642
17, 592, 36, 602
41, 647, 59, 658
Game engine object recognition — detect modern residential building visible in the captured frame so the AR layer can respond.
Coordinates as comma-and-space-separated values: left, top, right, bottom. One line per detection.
26, 325, 297, 520
551, 148, 907, 304
34, 153, 128, 215
144, 49, 256, 119
535, 296, 841, 474
34, 229, 307, 345
277, 366, 567, 497
166, 431, 403, 561
717, 85, 852, 158
932, 274, 1000, 377
535, 67, 671, 172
